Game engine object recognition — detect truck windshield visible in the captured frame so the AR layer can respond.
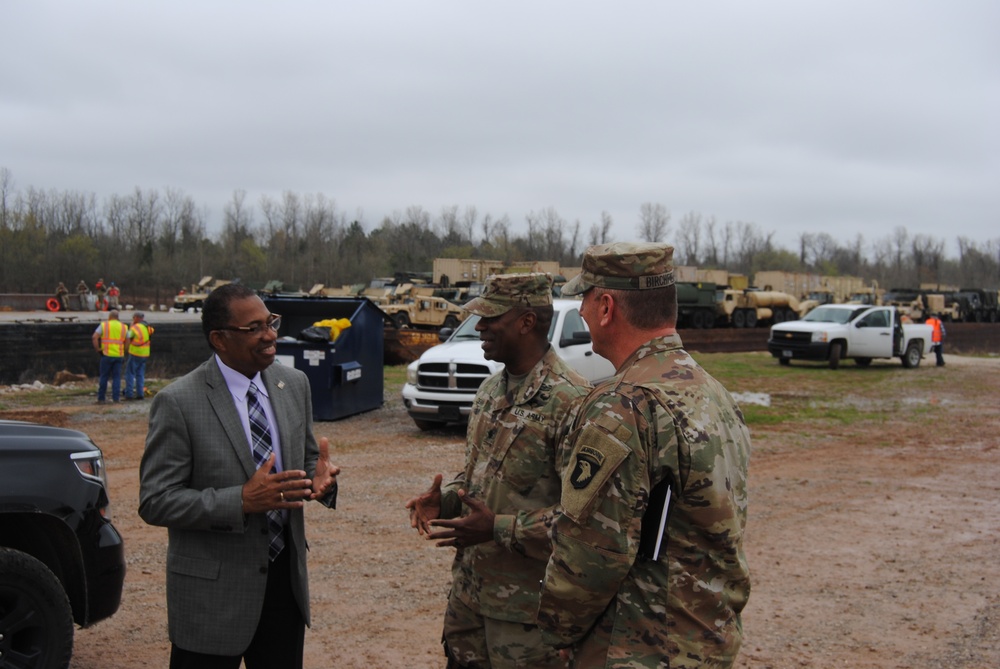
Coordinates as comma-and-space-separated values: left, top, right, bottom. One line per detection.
802, 307, 860, 324
450, 316, 481, 340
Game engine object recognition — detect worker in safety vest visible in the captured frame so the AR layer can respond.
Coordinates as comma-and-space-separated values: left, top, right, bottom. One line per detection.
124, 312, 154, 400
92, 309, 128, 403
925, 313, 946, 367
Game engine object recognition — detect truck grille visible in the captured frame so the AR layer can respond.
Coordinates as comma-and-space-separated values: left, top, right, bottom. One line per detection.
417, 362, 492, 391
769, 329, 813, 349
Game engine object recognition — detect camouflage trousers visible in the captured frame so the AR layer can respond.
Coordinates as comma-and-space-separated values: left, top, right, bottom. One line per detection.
443, 590, 566, 669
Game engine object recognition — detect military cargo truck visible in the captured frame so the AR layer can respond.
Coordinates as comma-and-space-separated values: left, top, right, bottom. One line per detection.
954, 288, 999, 323
173, 276, 231, 312
676, 281, 717, 329
796, 289, 839, 317
716, 288, 803, 328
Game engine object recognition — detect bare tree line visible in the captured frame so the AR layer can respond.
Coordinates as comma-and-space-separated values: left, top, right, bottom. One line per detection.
1, 168, 998, 306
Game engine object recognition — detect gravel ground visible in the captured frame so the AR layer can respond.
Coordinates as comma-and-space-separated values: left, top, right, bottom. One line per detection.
2, 353, 998, 668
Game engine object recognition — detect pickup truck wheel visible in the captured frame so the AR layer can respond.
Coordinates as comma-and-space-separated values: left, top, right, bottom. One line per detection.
901, 341, 923, 368
0, 548, 74, 669
412, 418, 440, 431
855, 357, 873, 367
828, 342, 842, 370
778, 357, 791, 366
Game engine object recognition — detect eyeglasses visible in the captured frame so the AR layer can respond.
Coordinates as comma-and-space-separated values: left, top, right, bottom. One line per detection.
215, 314, 282, 336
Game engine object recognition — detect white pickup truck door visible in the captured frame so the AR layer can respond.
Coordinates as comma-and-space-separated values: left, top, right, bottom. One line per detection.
851, 308, 894, 357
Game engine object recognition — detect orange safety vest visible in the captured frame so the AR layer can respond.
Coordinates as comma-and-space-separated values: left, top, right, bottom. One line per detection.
100, 320, 128, 357
128, 322, 153, 357
926, 317, 944, 343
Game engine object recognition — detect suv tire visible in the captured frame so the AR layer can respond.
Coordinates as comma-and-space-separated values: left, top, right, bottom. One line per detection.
0, 547, 74, 669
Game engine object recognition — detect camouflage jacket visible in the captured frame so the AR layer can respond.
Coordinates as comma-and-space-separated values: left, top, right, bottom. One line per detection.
537, 334, 751, 668
441, 346, 591, 623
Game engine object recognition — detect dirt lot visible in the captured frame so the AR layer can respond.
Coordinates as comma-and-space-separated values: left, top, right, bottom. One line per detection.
3, 351, 999, 669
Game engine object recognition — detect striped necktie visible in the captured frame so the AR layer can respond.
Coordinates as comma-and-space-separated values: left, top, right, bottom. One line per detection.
247, 381, 285, 561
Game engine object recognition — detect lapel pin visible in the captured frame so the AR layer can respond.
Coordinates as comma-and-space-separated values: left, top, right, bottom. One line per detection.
277, 381, 285, 389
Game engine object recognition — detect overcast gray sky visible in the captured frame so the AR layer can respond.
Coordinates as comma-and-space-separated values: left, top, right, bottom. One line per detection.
4, 1, 998, 256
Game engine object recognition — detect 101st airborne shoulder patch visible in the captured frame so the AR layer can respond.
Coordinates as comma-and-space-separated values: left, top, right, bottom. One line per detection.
561, 422, 631, 523
570, 445, 605, 489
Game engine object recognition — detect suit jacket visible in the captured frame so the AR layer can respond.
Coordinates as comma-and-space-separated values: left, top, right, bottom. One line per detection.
138, 356, 322, 655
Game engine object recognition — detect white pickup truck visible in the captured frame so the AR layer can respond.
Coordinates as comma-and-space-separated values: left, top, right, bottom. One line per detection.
401, 298, 615, 430
767, 304, 934, 369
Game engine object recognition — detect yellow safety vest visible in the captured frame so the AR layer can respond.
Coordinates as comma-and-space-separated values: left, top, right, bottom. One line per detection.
128, 322, 153, 357
100, 320, 128, 357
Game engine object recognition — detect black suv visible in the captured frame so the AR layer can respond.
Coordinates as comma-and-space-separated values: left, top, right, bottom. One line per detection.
0, 419, 126, 668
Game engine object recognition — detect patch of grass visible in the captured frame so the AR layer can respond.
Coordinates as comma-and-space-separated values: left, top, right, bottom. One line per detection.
697, 351, 949, 401
0, 383, 92, 408
739, 405, 786, 426
693, 352, 790, 383
383, 364, 409, 394
741, 401, 873, 427
2, 379, 166, 408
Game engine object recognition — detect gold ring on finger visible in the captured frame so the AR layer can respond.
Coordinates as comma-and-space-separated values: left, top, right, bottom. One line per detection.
279, 491, 285, 502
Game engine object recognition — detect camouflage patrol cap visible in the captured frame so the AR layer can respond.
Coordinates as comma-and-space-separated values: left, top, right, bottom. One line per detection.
463, 272, 554, 317
561, 242, 675, 296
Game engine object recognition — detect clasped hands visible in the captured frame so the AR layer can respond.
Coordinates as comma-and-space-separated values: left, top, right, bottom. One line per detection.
241, 437, 339, 514
404, 473, 495, 548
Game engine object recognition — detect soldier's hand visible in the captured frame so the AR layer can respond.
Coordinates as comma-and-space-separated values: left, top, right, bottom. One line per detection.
427, 489, 495, 549
405, 473, 443, 535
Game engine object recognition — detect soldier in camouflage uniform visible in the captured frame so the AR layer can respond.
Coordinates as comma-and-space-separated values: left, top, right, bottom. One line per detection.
406, 272, 592, 669
536, 243, 751, 669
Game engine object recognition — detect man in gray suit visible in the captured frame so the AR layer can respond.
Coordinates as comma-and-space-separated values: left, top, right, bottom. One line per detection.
139, 283, 339, 668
